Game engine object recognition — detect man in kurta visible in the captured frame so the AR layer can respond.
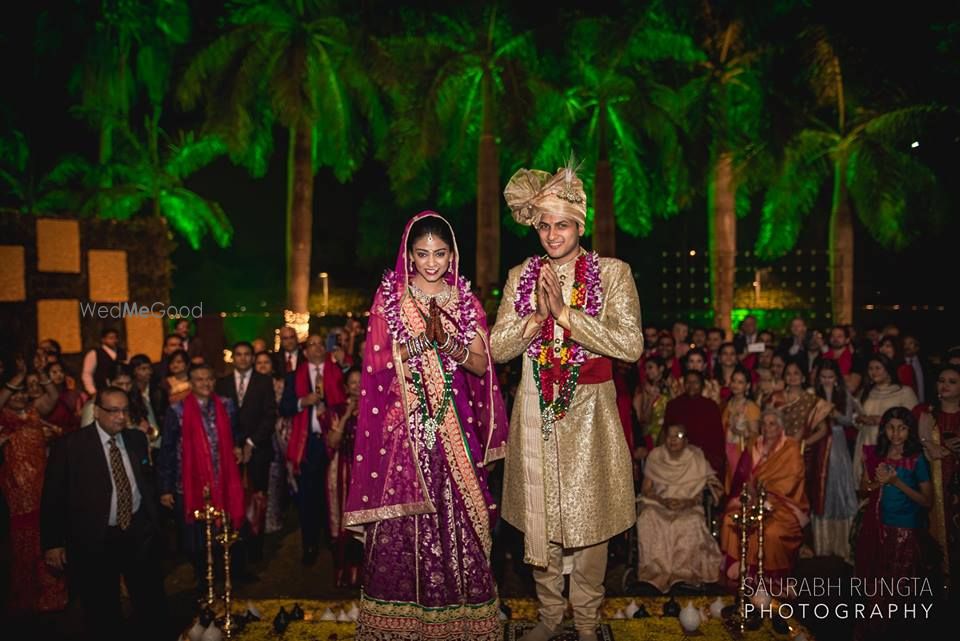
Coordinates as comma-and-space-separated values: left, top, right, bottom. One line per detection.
491, 163, 643, 641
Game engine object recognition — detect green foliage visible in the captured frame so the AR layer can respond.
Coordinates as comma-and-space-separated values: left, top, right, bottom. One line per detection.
755, 129, 834, 257
42, 128, 232, 249
0, 130, 32, 210
71, 0, 191, 140
756, 26, 945, 259
530, 9, 702, 237
372, 6, 536, 210
178, 0, 385, 183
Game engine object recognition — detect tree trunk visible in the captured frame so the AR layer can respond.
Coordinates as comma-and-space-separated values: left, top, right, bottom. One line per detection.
286, 125, 314, 315
593, 103, 615, 257
710, 150, 736, 338
830, 159, 854, 325
476, 68, 500, 303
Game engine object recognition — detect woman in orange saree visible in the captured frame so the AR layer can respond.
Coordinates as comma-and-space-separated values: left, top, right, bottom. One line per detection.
720, 408, 809, 582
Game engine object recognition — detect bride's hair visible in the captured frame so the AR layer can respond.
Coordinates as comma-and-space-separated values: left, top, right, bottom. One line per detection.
406, 216, 454, 253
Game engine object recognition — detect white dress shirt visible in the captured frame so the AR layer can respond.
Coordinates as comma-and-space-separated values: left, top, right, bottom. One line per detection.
95, 422, 142, 525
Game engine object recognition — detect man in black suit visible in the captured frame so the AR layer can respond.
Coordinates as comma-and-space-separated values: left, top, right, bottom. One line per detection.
215, 341, 277, 561
777, 316, 809, 358
733, 314, 760, 356
41, 387, 167, 641
280, 333, 337, 565
273, 325, 305, 375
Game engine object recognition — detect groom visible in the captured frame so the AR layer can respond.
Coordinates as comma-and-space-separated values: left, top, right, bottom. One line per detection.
491, 164, 643, 641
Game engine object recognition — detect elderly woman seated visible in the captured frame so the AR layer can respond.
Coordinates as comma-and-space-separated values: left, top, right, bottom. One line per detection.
720, 408, 809, 583
636, 423, 724, 592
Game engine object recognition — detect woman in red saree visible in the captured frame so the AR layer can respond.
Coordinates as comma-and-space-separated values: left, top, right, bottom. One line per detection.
0, 374, 67, 615
720, 408, 809, 582
44, 361, 81, 434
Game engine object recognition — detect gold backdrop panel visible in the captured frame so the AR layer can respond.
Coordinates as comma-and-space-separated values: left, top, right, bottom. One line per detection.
88, 250, 129, 302
37, 299, 82, 354
125, 315, 163, 363
0, 245, 26, 301
37, 219, 81, 273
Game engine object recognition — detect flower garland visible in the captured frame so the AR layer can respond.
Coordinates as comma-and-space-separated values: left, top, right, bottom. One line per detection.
377, 270, 479, 375
514, 252, 603, 439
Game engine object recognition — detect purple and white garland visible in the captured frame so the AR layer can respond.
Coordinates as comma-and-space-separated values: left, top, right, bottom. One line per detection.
378, 270, 479, 373
513, 252, 604, 363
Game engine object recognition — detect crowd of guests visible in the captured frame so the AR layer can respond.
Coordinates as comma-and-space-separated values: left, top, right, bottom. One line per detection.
1, 312, 958, 638
620, 316, 958, 635
0, 317, 365, 638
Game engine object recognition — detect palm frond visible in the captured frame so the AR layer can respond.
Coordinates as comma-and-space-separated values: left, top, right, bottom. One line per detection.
607, 107, 654, 236
846, 137, 938, 248
165, 134, 228, 180
159, 187, 233, 250
800, 26, 843, 110
177, 28, 255, 111
755, 129, 835, 258
857, 105, 944, 145
85, 186, 148, 220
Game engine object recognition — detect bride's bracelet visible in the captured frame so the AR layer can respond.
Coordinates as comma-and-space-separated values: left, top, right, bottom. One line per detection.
406, 334, 428, 358
438, 333, 453, 351
455, 346, 470, 365
440, 335, 462, 356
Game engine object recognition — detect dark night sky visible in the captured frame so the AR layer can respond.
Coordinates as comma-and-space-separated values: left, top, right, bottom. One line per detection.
1, 1, 957, 345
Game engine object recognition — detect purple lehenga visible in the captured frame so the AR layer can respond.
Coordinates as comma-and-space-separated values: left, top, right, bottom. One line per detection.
344, 212, 509, 641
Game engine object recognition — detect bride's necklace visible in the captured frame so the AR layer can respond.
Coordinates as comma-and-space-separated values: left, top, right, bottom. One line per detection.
408, 280, 451, 307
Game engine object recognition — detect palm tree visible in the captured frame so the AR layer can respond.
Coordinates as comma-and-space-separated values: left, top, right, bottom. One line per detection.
41, 126, 232, 249
42, 1, 228, 247
71, 0, 190, 178
178, 0, 385, 317
531, 12, 701, 256
679, 5, 767, 338
756, 30, 942, 324
373, 6, 536, 300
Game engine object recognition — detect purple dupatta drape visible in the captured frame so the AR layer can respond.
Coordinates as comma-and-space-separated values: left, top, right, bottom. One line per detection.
343, 211, 509, 529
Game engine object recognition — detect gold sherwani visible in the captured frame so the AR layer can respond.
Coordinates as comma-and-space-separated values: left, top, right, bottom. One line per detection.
490, 255, 643, 567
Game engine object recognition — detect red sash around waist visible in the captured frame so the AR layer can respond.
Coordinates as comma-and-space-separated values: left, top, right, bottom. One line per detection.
541, 356, 613, 386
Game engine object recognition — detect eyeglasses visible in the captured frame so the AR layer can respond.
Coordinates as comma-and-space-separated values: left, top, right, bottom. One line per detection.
98, 405, 131, 416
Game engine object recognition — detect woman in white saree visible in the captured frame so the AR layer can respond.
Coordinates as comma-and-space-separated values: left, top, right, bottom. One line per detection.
636, 423, 724, 592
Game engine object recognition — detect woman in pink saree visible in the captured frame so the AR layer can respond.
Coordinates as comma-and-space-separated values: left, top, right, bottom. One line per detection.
344, 212, 509, 641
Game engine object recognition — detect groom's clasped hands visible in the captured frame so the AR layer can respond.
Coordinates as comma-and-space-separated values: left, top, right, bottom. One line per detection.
534, 265, 567, 324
